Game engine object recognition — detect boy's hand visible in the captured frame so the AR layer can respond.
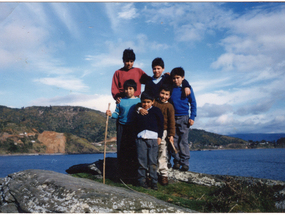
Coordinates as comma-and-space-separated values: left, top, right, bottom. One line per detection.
106, 110, 112, 117
189, 119, 194, 126
116, 97, 121, 104
168, 136, 173, 144
157, 138, 162, 145
139, 108, 148, 115
184, 87, 191, 97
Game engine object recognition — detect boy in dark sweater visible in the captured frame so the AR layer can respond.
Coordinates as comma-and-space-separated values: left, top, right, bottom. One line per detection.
144, 57, 191, 98
134, 91, 164, 190
169, 67, 197, 171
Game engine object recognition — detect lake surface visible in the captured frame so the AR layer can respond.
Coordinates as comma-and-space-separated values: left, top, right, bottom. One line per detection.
1, 148, 284, 181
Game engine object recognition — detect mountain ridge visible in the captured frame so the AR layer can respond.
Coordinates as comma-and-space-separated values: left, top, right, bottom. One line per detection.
1, 105, 283, 154
228, 133, 285, 142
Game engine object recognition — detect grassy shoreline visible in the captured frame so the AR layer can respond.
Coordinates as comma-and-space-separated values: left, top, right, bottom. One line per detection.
72, 172, 285, 213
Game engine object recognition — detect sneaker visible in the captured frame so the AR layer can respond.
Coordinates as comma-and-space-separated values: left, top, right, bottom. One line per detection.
173, 163, 180, 169
151, 183, 158, 190
146, 176, 152, 187
139, 182, 148, 189
161, 176, 168, 186
180, 165, 189, 171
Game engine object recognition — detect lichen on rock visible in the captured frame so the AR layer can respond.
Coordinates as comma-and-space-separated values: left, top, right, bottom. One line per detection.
0, 169, 196, 213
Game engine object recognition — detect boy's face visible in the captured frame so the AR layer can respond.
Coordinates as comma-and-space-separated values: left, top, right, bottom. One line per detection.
152, 65, 164, 79
172, 75, 184, 87
141, 99, 154, 110
124, 87, 135, 98
159, 89, 171, 103
123, 60, 134, 70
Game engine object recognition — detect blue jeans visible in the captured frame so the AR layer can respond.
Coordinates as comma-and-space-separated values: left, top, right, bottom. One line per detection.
170, 115, 190, 167
136, 138, 158, 185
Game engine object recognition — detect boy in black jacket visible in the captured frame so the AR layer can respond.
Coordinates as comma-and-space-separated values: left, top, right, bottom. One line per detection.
134, 91, 164, 190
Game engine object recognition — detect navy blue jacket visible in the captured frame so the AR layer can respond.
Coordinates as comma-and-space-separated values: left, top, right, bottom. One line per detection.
133, 106, 164, 139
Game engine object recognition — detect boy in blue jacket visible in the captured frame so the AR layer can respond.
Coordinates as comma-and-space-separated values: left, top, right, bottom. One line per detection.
134, 91, 164, 190
169, 67, 197, 171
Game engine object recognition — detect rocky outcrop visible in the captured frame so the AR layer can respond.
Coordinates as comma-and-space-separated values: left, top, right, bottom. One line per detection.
38, 131, 65, 154
66, 157, 285, 211
0, 169, 196, 213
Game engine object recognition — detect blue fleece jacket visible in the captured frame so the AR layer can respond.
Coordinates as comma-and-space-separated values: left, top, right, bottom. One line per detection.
169, 85, 197, 120
111, 97, 140, 125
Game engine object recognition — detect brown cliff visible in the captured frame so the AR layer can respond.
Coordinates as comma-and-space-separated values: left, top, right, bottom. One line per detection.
38, 131, 65, 154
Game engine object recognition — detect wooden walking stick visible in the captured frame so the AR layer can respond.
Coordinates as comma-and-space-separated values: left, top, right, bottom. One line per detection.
170, 139, 178, 154
103, 103, 111, 184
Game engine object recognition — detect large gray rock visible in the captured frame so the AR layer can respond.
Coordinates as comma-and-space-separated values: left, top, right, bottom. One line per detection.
0, 169, 196, 213
66, 157, 285, 211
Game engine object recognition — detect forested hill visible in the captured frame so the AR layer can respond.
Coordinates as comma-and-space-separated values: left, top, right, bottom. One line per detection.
0, 105, 250, 154
0, 105, 117, 142
188, 128, 247, 150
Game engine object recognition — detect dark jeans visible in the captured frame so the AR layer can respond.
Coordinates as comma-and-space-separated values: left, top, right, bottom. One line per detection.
169, 115, 190, 167
136, 138, 158, 185
117, 123, 137, 179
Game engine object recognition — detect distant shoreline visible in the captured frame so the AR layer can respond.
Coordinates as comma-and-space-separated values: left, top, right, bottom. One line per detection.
0, 151, 116, 157
2, 147, 283, 156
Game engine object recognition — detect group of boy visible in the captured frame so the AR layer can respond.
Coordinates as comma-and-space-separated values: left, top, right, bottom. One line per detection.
107, 48, 197, 190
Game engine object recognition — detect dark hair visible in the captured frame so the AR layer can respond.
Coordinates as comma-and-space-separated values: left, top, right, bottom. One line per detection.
152, 57, 164, 69
122, 48, 136, 62
159, 84, 172, 95
171, 67, 185, 78
123, 79, 137, 91
141, 91, 154, 101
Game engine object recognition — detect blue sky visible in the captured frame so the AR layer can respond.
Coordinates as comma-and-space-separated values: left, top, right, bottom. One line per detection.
1, 2, 285, 135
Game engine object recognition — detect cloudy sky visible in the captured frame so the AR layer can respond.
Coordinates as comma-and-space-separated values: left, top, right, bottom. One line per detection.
1, 2, 285, 135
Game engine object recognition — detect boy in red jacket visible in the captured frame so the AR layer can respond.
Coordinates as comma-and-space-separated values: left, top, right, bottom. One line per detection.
111, 48, 149, 103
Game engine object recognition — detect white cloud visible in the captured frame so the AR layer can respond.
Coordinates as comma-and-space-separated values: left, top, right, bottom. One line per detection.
30, 93, 115, 113
142, 3, 231, 42
34, 76, 89, 92
118, 3, 138, 20
50, 3, 81, 38
105, 3, 138, 32
212, 5, 285, 73
149, 41, 170, 50
199, 103, 233, 118
85, 35, 167, 70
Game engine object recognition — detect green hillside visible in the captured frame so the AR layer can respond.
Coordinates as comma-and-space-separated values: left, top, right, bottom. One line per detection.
0, 105, 250, 154
189, 128, 248, 150
0, 105, 117, 142
0, 105, 117, 154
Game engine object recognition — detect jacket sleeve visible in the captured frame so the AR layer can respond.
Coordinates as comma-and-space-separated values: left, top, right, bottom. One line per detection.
111, 70, 123, 100
111, 104, 120, 119
140, 71, 151, 84
167, 104, 176, 137
182, 79, 191, 89
188, 86, 197, 121
157, 109, 164, 139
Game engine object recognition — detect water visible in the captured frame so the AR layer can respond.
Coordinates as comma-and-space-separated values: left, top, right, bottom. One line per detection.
189, 148, 285, 181
1, 148, 284, 182
0, 153, 117, 178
